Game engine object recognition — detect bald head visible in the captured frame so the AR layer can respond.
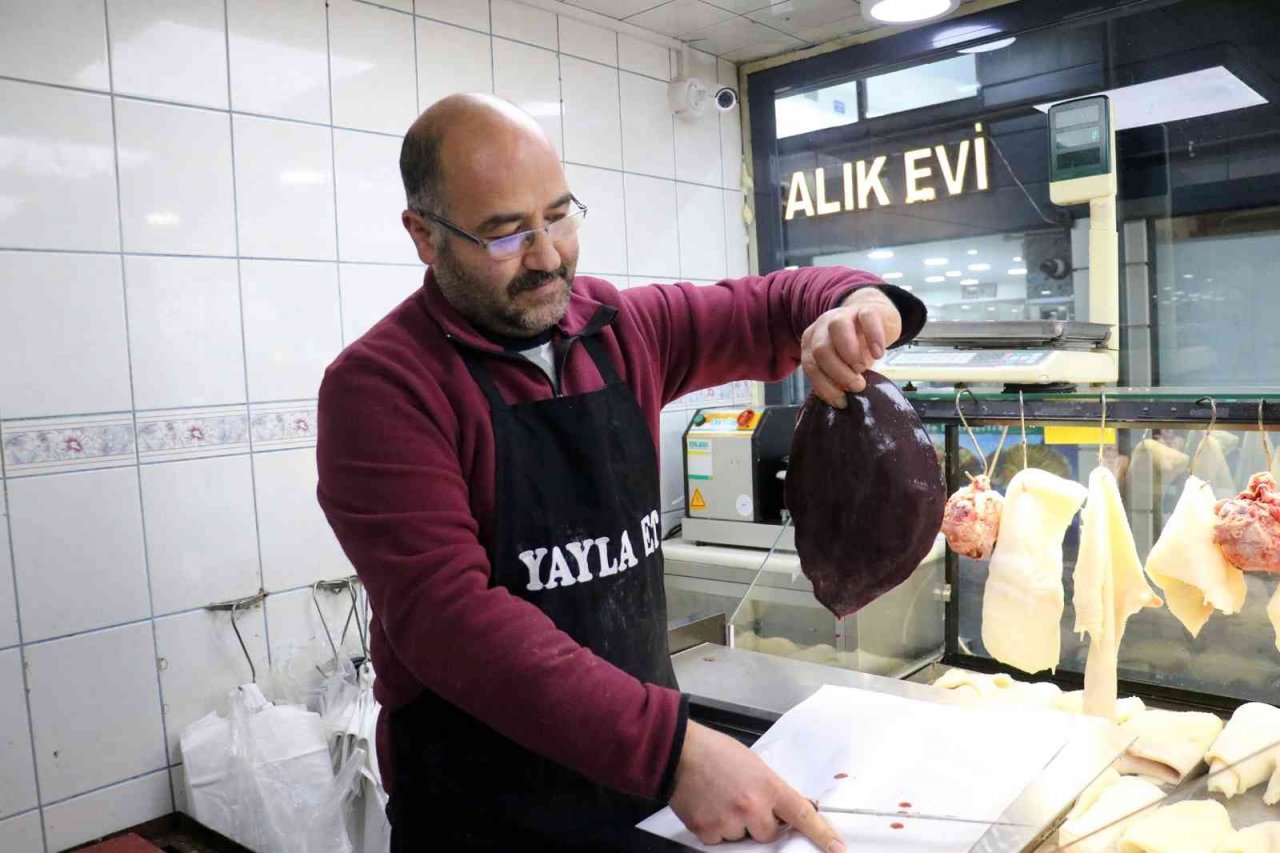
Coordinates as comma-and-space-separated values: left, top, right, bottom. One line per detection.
399, 93, 556, 217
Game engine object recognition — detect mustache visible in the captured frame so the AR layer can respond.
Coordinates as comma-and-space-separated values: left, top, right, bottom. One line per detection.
508, 266, 570, 297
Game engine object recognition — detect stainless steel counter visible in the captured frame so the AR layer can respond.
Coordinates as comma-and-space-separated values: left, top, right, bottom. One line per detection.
673, 644, 1132, 852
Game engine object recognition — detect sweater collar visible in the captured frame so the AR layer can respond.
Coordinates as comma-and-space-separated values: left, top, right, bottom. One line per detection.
421, 267, 615, 353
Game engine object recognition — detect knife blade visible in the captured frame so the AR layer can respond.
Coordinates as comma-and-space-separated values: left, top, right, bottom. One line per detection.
813, 802, 1032, 827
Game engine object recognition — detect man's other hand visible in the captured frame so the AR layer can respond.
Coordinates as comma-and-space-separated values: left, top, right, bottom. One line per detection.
801, 287, 903, 408
669, 722, 846, 852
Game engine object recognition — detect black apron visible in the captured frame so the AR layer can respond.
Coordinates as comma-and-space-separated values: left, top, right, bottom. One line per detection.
388, 312, 679, 850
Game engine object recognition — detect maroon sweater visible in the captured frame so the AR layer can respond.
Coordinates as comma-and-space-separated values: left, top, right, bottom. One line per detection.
316, 267, 924, 798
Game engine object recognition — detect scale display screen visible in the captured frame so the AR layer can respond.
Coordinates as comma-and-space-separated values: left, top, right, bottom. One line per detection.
1049, 95, 1111, 182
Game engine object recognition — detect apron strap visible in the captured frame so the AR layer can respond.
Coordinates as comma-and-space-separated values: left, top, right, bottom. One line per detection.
457, 348, 510, 411
580, 333, 622, 386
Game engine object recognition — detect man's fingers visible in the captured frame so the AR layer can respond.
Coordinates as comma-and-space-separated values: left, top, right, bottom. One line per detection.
814, 345, 862, 393
858, 308, 887, 361
802, 352, 848, 409
746, 811, 782, 844
774, 790, 846, 853
828, 316, 869, 375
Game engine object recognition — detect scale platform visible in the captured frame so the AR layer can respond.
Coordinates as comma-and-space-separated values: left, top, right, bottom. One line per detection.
879, 320, 1117, 388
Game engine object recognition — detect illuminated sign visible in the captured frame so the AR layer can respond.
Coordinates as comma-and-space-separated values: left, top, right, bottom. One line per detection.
784, 123, 990, 220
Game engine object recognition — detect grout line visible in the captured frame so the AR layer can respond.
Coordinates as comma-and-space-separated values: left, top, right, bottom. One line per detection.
226, 0, 269, 673
31, 766, 172, 813
328, 0, 348, 353
614, 30, 633, 281
0, 247, 421, 267
489, 1, 497, 98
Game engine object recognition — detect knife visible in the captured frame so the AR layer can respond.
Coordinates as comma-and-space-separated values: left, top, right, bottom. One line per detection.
812, 801, 1032, 827
1058, 736, 1280, 850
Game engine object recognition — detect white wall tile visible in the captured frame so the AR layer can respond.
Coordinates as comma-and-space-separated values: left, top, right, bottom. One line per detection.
0, 491, 17, 649
125, 256, 246, 411
254, 449, 351, 592
416, 18, 493, 110
233, 116, 337, 261
116, 98, 236, 256
0, 80, 119, 252
0, 810, 43, 853
416, 0, 490, 31
227, 0, 330, 124
620, 72, 675, 179
0, 0, 110, 90
142, 455, 261, 615
241, 260, 342, 402
171, 762, 187, 815
561, 56, 622, 170
618, 33, 670, 81
8, 468, 149, 643
675, 111, 722, 187
334, 129, 420, 264
43, 769, 170, 852
565, 164, 627, 276
26, 622, 166, 802
106, 0, 229, 109
492, 0, 558, 49
339, 263, 422, 344
558, 17, 616, 66
724, 189, 749, 278
266, 585, 365, 672
0, 649, 37, 819
493, 39, 562, 155
156, 607, 266, 763
623, 174, 679, 278
719, 109, 744, 191
677, 182, 726, 281
329, 0, 417, 135
0, 252, 132, 419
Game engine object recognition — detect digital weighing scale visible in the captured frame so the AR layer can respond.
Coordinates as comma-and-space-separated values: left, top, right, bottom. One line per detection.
880, 94, 1121, 390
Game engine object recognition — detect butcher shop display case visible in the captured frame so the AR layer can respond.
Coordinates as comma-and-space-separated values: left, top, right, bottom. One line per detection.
911, 387, 1280, 713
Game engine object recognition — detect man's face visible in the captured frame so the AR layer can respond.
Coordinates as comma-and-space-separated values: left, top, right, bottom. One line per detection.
404, 124, 579, 338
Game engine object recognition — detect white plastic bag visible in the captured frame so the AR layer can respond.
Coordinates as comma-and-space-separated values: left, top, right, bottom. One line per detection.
180, 683, 361, 853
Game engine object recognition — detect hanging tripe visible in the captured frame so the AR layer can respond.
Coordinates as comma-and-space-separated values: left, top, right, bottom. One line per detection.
785, 371, 946, 617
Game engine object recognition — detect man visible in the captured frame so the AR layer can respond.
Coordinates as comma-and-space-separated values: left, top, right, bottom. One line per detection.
317, 94, 925, 851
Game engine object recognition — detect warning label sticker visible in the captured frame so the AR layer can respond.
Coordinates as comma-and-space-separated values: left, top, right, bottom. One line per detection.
690, 488, 707, 512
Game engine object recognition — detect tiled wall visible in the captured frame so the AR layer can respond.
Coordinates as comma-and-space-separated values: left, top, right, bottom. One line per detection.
0, 0, 748, 849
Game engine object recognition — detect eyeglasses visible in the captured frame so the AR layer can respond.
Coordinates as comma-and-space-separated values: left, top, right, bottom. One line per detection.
413, 195, 588, 261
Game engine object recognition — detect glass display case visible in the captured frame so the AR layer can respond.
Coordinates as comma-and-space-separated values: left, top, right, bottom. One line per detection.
914, 387, 1280, 711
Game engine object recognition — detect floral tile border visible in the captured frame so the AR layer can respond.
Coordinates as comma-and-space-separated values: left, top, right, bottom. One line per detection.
250, 401, 318, 450
1, 413, 137, 477
136, 406, 250, 463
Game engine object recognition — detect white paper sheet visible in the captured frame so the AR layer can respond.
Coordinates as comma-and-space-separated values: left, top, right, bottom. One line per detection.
638, 684, 1076, 852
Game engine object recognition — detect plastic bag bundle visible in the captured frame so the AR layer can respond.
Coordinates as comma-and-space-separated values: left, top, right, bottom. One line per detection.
180, 683, 362, 853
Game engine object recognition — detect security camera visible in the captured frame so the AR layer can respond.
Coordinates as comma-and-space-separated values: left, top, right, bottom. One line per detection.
714, 86, 738, 112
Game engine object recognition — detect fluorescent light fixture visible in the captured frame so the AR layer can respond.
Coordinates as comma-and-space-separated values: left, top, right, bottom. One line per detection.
1008, 268, 1027, 275
960, 304, 971, 310
1012, 256, 1023, 263
1183, 274, 1194, 279
960, 37, 1016, 54
967, 249, 979, 255
945, 270, 962, 277
960, 278, 979, 285
925, 275, 946, 283
866, 0, 959, 24
987, 306, 996, 311
968, 263, 990, 272
882, 272, 904, 280
1041, 289, 1053, 295
924, 257, 948, 266
868, 249, 895, 260
1035, 66, 1267, 131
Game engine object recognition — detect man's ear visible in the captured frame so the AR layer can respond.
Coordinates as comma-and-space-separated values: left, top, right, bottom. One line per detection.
402, 209, 440, 265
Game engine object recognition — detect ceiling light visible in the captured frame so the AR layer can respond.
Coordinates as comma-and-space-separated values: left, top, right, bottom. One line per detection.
866, 0, 959, 24
1008, 268, 1027, 275
945, 270, 962, 277
968, 263, 990, 272
924, 257, 948, 266
882, 272, 903, 280
925, 275, 945, 283
1183, 274, 1194, 279
967, 249, 979, 255
1040, 289, 1052, 295
1012, 256, 1023, 263
868, 249, 895, 260
959, 37, 1016, 54
960, 304, 971, 310
960, 278, 979, 285
987, 306, 997, 311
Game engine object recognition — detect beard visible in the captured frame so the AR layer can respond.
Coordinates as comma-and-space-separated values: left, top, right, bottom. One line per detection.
433, 240, 575, 337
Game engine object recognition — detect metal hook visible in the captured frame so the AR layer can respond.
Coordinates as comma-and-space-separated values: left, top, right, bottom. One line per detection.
1018, 390, 1029, 470
1261, 399, 1274, 471
230, 600, 256, 684
1098, 392, 1108, 468
987, 426, 1011, 481
312, 580, 343, 668
1189, 396, 1218, 477
955, 388, 988, 475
